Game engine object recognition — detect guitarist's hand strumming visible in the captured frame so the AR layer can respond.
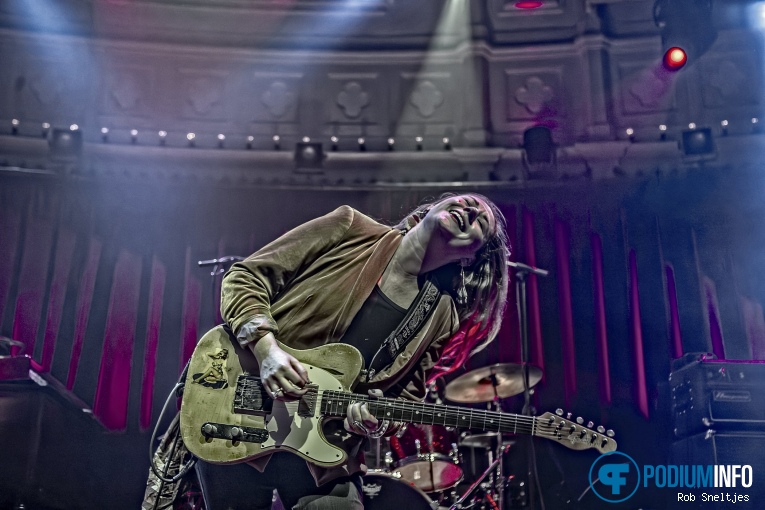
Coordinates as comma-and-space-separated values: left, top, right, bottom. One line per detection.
249, 332, 311, 400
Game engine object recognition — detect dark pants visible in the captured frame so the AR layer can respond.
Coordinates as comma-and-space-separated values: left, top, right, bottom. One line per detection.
195, 453, 363, 510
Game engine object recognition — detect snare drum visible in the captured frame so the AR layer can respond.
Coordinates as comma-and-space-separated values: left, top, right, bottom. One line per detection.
388, 424, 463, 492
361, 472, 435, 510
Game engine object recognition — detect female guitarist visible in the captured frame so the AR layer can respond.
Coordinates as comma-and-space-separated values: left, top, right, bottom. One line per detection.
196, 193, 510, 509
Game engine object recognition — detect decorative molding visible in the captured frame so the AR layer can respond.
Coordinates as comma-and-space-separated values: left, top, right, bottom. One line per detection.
178, 70, 228, 120
701, 54, 760, 108
261, 81, 296, 119
504, 68, 563, 121
409, 80, 444, 118
336, 82, 370, 119
515, 76, 554, 114
101, 65, 155, 117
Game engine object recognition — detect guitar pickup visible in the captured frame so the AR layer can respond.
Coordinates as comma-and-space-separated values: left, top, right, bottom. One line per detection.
201, 422, 269, 443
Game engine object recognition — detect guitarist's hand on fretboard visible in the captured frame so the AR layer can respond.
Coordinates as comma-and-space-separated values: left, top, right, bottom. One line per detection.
344, 389, 385, 436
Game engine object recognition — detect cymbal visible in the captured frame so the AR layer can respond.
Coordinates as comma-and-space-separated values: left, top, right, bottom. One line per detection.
444, 363, 542, 403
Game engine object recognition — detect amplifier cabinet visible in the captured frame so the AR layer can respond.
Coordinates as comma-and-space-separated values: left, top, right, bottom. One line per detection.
670, 359, 765, 438
670, 431, 765, 510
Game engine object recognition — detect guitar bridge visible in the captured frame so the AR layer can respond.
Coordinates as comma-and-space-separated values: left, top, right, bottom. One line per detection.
233, 375, 272, 416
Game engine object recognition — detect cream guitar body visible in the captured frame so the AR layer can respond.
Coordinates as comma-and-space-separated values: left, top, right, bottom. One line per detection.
179, 326, 617, 466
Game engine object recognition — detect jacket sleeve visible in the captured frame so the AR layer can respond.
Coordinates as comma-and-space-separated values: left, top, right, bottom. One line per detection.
221, 205, 354, 347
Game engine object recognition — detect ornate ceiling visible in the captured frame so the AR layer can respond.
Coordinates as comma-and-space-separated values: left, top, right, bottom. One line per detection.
0, 0, 762, 186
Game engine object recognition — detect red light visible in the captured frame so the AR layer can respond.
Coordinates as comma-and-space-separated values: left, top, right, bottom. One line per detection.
515, 1, 543, 8
664, 47, 687, 70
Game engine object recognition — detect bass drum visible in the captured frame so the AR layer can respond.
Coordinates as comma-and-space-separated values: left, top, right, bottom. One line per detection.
361, 472, 435, 510
388, 424, 463, 492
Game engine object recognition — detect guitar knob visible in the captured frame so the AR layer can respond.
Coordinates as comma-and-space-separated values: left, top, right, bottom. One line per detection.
587, 421, 594, 428
566, 412, 573, 420
555, 408, 563, 416
607, 429, 615, 438
597, 425, 605, 434
230, 427, 242, 439
202, 423, 218, 436
576, 417, 584, 425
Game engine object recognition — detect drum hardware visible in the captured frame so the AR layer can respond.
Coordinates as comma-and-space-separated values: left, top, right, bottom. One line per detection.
448, 444, 513, 510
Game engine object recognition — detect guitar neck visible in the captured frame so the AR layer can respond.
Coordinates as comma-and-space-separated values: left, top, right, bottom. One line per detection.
319, 390, 536, 436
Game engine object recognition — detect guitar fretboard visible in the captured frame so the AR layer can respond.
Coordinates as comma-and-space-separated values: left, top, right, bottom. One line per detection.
319, 390, 537, 436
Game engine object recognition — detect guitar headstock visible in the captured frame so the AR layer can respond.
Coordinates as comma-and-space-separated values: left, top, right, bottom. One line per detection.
535, 409, 617, 454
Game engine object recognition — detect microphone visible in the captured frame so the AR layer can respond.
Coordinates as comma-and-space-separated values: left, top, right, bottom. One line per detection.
507, 260, 549, 277
197, 256, 245, 267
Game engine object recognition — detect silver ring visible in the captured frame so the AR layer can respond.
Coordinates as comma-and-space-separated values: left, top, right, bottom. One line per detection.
353, 420, 369, 435
274, 388, 284, 397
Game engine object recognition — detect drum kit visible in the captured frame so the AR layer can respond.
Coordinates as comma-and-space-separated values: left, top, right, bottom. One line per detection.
361, 362, 543, 510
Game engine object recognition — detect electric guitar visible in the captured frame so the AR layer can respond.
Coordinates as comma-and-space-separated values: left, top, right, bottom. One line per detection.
179, 326, 617, 465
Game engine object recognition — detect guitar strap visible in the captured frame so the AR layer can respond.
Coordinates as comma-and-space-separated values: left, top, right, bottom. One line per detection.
365, 273, 442, 382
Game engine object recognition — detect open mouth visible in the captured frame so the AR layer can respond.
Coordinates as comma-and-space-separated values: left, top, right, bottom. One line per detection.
449, 210, 465, 230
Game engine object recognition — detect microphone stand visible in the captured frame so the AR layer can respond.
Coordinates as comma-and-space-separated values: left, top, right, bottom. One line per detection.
507, 260, 548, 510
198, 256, 245, 326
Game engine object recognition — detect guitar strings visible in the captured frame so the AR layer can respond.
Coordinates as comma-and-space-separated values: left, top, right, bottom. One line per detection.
234, 381, 609, 445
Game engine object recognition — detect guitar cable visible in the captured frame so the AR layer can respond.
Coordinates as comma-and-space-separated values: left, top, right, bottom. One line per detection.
149, 362, 197, 486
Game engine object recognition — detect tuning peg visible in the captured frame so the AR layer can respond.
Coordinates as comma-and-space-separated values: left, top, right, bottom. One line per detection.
587, 421, 594, 428
576, 417, 584, 424
555, 408, 563, 416
597, 425, 605, 433
607, 429, 615, 438
566, 412, 573, 420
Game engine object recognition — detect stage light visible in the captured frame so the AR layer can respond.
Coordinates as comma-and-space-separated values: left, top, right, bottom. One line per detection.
101, 127, 109, 143
50, 127, 83, 158
187, 132, 196, 147
11, 119, 19, 135
246, 135, 254, 150
626, 128, 635, 142
681, 126, 715, 158
273, 135, 281, 151
659, 124, 668, 141
442, 137, 451, 150
42, 122, 50, 137
217, 133, 226, 148
357, 137, 366, 151
654, 0, 717, 68
294, 141, 323, 169
720, 120, 729, 136
663, 47, 687, 70
415, 136, 423, 151
70, 124, 79, 131
387, 138, 395, 151
515, 1, 542, 8
302, 136, 311, 143
688, 123, 696, 130
159, 131, 168, 146
753, 117, 761, 133
523, 125, 555, 164
330, 136, 339, 151
130, 129, 138, 144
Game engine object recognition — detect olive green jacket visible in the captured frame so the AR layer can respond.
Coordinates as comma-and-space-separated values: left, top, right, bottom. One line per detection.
220, 205, 459, 485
